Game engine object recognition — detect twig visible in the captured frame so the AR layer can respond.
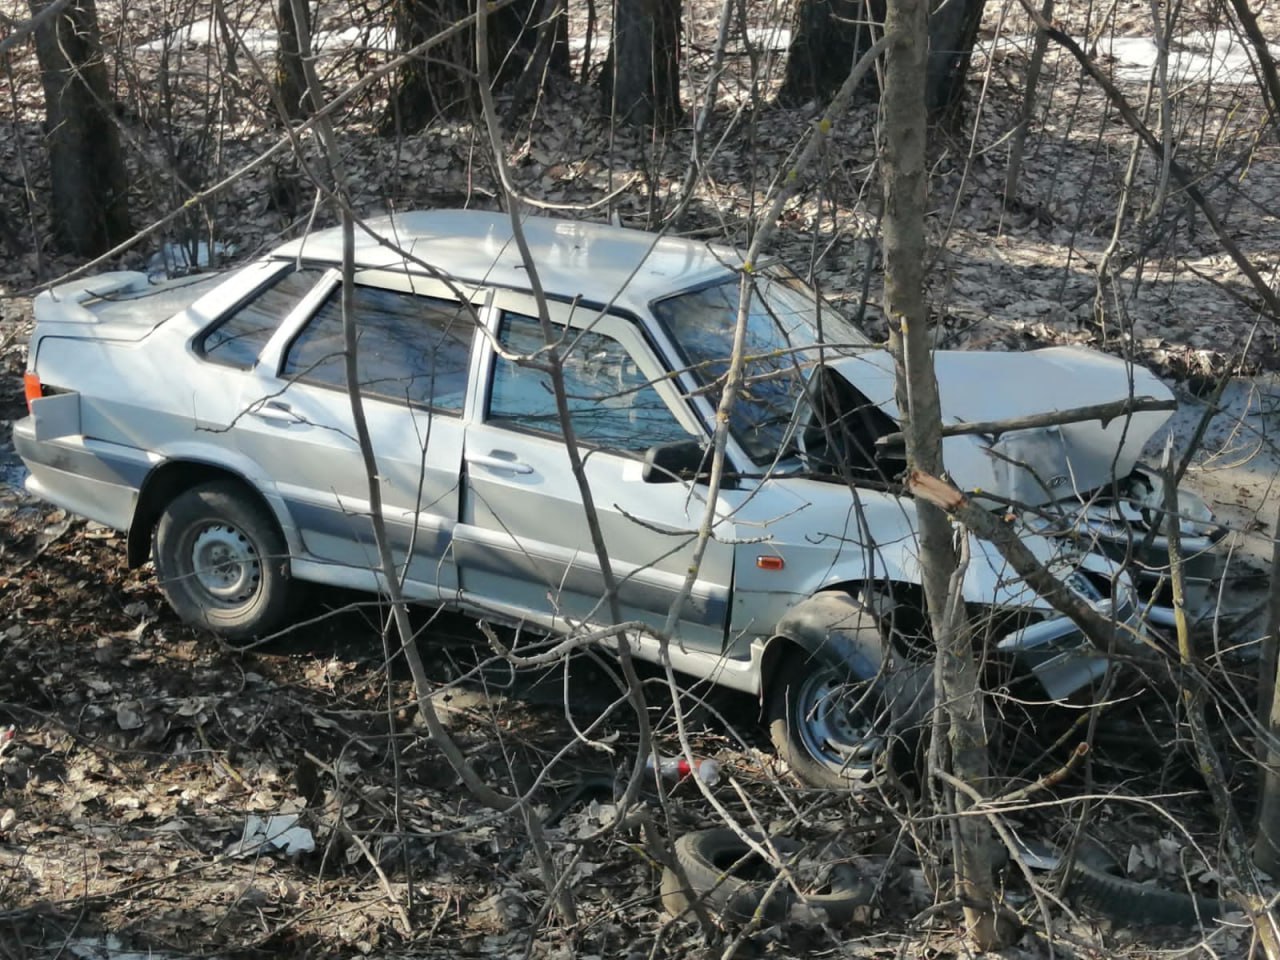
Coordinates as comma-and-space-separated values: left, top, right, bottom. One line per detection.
994, 742, 1089, 807
877, 395, 1176, 448
0, 0, 74, 56
290, 0, 577, 926
1017, 0, 1280, 321
906, 468, 1148, 655
1160, 441, 1280, 958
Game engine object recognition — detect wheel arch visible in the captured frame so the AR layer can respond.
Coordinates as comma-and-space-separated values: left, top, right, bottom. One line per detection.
127, 460, 289, 568
758, 579, 930, 701
759, 588, 886, 698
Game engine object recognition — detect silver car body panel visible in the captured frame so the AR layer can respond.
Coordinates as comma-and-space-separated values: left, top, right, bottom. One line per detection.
15, 210, 1202, 701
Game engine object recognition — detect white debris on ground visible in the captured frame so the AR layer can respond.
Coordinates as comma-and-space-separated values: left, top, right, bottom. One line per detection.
225, 813, 316, 858
1103, 29, 1280, 86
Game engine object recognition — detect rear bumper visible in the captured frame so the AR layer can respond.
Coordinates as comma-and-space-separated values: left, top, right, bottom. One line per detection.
13, 416, 152, 531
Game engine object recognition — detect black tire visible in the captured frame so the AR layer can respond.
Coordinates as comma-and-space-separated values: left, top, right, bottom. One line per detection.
660, 829, 873, 925
1068, 862, 1226, 926
153, 480, 296, 643
765, 652, 895, 789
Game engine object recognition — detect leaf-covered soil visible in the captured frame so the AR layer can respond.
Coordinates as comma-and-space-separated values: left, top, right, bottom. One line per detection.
3, 0, 1280, 955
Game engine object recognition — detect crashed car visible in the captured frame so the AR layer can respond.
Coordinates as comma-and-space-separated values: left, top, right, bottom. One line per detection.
15, 210, 1220, 786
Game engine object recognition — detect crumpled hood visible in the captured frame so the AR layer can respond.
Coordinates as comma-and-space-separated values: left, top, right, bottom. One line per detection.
828, 346, 1175, 505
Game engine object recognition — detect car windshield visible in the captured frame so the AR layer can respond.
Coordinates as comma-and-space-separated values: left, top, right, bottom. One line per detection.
651, 268, 872, 465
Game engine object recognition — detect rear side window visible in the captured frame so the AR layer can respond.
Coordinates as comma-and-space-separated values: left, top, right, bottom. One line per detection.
282, 285, 475, 414
198, 266, 323, 367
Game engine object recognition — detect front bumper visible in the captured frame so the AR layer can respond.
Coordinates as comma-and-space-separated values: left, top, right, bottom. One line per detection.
994, 586, 1143, 701
1030, 470, 1225, 628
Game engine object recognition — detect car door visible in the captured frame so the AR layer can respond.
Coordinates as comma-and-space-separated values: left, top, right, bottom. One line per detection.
234, 269, 480, 599
453, 293, 735, 651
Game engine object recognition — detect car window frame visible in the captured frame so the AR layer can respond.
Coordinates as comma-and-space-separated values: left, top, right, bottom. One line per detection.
479, 292, 707, 460
193, 260, 331, 370
270, 267, 486, 418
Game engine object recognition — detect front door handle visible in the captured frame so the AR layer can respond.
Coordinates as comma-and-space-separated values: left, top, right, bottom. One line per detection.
467, 451, 534, 475
247, 400, 303, 424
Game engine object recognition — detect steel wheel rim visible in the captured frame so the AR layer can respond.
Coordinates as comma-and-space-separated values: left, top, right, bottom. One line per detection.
793, 668, 883, 777
189, 523, 261, 606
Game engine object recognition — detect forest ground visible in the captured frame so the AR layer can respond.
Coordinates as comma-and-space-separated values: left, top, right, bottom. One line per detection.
3, 0, 1280, 955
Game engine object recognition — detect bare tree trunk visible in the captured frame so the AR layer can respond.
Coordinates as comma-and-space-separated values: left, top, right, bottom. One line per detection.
882, 0, 1003, 946
602, 0, 681, 127
782, 0, 983, 113
1254, 502, 1280, 874
1222, 0, 1280, 125
780, 0, 883, 106
29, 0, 130, 256
383, 0, 543, 132
1003, 0, 1053, 207
924, 0, 986, 115
276, 0, 309, 120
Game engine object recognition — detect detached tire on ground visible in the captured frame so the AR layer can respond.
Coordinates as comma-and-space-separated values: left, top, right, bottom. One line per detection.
1068, 862, 1227, 926
153, 480, 296, 643
660, 829, 874, 925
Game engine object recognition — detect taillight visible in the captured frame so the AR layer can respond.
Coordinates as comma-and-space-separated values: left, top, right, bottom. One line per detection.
23, 372, 43, 412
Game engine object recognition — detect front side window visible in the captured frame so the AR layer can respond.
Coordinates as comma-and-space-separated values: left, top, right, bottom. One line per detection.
488, 313, 692, 454
198, 266, 323, 367
282, 284, 475, 413
652, 269, 871, 464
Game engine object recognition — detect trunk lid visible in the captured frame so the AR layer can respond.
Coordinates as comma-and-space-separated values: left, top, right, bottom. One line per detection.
33, 271, 224, 342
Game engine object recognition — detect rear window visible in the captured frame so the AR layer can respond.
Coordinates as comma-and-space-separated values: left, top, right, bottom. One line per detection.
197, 266, 323, 367
282, 284, 475, 413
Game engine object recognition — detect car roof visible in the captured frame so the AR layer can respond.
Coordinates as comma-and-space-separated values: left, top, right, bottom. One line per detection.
269, 209, 741, 312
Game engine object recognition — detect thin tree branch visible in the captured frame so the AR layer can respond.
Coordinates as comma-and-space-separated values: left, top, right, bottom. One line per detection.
1017, 0, 1280, 321
877, 395, 1177, 447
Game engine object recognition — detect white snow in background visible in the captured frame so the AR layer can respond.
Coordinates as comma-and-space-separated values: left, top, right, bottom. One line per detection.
147, 240, 236, 279
136, 20, 395, 57
1105, 29, 1278, 85
977, 28, 1277, 87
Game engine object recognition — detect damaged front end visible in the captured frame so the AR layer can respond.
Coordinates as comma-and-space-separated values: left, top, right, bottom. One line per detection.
826, 347, 1227, 631
1030, 468, 1225, 628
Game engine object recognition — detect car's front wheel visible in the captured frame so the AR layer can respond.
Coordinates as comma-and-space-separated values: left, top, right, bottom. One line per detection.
765, 653, 894, 789
153, 480, 295, 643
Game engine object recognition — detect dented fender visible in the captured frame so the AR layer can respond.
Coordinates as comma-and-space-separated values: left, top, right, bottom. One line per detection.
769, 590, 933, 731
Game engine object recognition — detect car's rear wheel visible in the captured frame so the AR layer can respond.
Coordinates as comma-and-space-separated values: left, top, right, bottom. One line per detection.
766, 653, 894, 789
153, 480, 295, 643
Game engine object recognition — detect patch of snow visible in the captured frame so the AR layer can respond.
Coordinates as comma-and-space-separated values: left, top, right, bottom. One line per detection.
1105, 29, 1278, 86
147, 240, 237, 279
136, 19, 395, 57
744, 26, 792, 52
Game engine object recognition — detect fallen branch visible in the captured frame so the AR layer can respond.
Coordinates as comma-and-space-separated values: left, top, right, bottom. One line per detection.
878, 395, 1176, 448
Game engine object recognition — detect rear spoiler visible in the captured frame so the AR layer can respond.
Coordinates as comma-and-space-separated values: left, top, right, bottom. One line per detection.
35, 272, 151, 324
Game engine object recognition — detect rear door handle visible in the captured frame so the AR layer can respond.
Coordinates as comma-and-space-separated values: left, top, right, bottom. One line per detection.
247, 400, 303, 424
467, 451, 534, 475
